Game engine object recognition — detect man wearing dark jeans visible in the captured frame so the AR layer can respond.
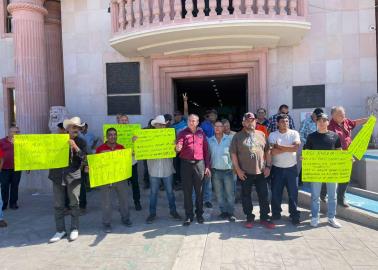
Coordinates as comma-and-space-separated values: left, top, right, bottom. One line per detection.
176, 114, 211, 226
230, 112, 275, 229
269, 114, 301, 225
0, 126, 22, 210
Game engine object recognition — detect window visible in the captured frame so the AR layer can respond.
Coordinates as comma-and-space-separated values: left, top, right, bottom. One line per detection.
5, 0, 11, 33
2, 77, 16, 128
106, 62, 141, 115
7, 88, 16, 126
1, 0, 12, 37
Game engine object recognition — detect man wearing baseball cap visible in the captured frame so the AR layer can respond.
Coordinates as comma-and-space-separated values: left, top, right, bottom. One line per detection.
48, 117, 87, 243
230, 112, 275, 229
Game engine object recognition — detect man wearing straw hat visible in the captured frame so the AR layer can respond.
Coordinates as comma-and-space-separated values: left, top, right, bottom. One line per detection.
48, 117, 87, 243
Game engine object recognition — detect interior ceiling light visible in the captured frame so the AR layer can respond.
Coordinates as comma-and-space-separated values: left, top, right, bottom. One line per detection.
211, 79, 215, 82
212, 85, 216, 87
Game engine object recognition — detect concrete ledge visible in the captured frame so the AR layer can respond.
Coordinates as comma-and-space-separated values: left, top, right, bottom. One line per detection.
298, 190, 378, 230
349, 186, 378, 201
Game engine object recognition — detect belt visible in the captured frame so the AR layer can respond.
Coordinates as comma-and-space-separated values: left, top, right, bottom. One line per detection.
182, 159, 202, 164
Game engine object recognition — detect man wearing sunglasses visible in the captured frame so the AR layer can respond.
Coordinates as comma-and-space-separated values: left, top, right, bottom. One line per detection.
268, 104, 295, 133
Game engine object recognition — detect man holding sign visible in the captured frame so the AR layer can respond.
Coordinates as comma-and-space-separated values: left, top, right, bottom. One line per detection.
327, 106, 368, 207
48, 117, 86, 243
95, 128, 132, 233
304, 113, 343, 228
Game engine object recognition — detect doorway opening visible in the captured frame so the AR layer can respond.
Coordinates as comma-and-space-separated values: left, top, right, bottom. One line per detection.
173, 75, 248, 131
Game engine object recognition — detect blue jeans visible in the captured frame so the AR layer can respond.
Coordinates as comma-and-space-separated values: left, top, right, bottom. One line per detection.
311, 182, 337, 219
192, 175, 212, 203
271, 165, 300, 219
0, 190, 3, 221
212, 169, 235, 214
149, 175, 176, 215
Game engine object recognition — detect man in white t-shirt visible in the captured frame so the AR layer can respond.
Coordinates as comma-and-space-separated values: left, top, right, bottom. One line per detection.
268, 114, 301, 225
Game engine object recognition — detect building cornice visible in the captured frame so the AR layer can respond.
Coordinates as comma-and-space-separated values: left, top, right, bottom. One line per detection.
7, 2, 48, 16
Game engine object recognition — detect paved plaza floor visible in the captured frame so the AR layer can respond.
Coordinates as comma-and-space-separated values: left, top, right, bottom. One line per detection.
1, 188, 378, 270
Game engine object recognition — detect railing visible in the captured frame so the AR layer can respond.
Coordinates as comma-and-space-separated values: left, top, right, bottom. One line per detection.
110, 0, 308, 34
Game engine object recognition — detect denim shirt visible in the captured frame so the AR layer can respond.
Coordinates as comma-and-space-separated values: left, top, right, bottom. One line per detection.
208, 135, 232, 170
299, 116, 317, 144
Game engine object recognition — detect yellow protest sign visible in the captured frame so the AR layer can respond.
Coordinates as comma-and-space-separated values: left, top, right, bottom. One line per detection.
14, 134, 69, 171
134, 128, 176, 160
348, 115, 376, 160
302, 150, 353, 183
103, 124, 141, 149
87, 149, 132, 188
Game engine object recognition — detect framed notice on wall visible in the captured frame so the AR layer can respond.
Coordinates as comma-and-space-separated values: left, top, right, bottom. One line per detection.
292, 85, 325, 109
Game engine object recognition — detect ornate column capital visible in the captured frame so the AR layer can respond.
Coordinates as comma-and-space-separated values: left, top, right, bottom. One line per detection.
7, 0, 47, 16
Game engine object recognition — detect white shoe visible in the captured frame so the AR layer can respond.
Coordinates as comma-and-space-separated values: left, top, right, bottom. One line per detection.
49, 231, 66, 243
69, 229, 79, 241
328, 218, 342, 228
310, 217, 319, 227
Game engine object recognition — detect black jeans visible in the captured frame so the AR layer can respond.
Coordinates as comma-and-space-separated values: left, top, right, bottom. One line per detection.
181, 159, 205, 218
79, 172, 88, 209
241, 173, 271, 221
173, 156, 182, 185
143, 160, 150, 187
0, 169, 22, 208
128, 164, 140, 204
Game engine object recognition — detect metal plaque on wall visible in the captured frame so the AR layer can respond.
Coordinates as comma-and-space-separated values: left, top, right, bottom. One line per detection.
292, 85, 325, 109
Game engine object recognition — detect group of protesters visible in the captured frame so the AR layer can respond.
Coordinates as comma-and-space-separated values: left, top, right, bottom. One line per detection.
0, 93, 369, 244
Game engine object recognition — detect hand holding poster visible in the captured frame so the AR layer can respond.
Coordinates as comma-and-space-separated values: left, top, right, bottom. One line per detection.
348, 115, 377, 160
302, 150, 353, 183
87, 149, 132, 188
133, 128, 176, 160
103, 124, 141, 149
14, 134, 69, 171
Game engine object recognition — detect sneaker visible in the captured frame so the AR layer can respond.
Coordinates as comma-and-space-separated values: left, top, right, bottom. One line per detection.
0, 220, 8, 228
135, 202, 142, 211
204, 202, 213, 208
197, 215, 204, 224
271, 214, 281, 221
49, 231, 66, 243
218, 212, 228, 219
328, 218, 342, 228
123, 219, 133, 227
228, 214, 236, 222
146, 214, 156, 224
338, 200, 350, 208
170, 211, 182, 220
183, 217, 192, 226
103, 224, 112, 233
310, 217, 319, 227
260, 220, 275, 229
245, 221, 254, 229
69, 229, 79, 241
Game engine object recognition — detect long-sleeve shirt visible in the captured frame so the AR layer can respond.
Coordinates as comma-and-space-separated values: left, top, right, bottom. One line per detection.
299, 116, 317, 144
176, 127, 210, 169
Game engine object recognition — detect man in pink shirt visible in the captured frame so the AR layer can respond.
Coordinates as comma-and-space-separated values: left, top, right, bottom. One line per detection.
326, 106, 368, 207
176, 114, 211, 226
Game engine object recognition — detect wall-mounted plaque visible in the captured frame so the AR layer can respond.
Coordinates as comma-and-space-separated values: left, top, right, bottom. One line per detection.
293, 85, 325, 109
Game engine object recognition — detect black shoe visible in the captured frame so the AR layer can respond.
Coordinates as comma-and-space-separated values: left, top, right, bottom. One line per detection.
228, 214, 236, 222
103, 223, 112, 233
338, 200, 350, 208
218, 212, 228, 219
246, 214, 255, 223
183, 217, 193, 226
292, 217, 300, 225
122, 219, 133, 227
146, 214, 156, 224
135, 202, 142, 211
2, 205, 7, 211
204, 202, 213, 208
10, 204, 19, 210
170, 211, 182, 220
197, 215, 204, 224
271, 214, 281, 220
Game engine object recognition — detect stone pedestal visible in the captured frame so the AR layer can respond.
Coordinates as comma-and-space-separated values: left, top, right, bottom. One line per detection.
8, 0, 49, 133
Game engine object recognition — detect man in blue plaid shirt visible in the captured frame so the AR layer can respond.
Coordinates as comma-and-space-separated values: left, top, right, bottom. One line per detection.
268, 104, 295, 132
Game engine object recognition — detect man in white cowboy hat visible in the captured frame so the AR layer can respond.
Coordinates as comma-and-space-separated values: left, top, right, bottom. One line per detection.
48, 116, 87, 243
136, 115, 182, 224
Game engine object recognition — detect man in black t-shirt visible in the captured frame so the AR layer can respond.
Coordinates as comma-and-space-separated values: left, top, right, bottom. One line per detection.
303, 113, 342, 229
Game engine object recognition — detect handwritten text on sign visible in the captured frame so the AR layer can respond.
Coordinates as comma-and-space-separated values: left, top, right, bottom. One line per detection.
302, 150, 353, 183
103, 124, 141, 149
14, 134, 69, 171
348, 115, 376, 160
87, 149, 132, 188
134, 128, 176, 160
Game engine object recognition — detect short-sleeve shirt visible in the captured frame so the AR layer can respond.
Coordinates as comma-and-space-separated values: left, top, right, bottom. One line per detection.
230, 129, 268, 175
268, 129, 300, 168
328, 118, 356, 150
304, 131, 341, 150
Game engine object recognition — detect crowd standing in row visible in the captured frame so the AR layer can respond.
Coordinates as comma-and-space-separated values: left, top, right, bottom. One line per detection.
0, 94, 369, 244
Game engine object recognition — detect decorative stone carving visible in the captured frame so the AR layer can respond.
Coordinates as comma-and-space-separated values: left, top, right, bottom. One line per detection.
48, 106, 69, 133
